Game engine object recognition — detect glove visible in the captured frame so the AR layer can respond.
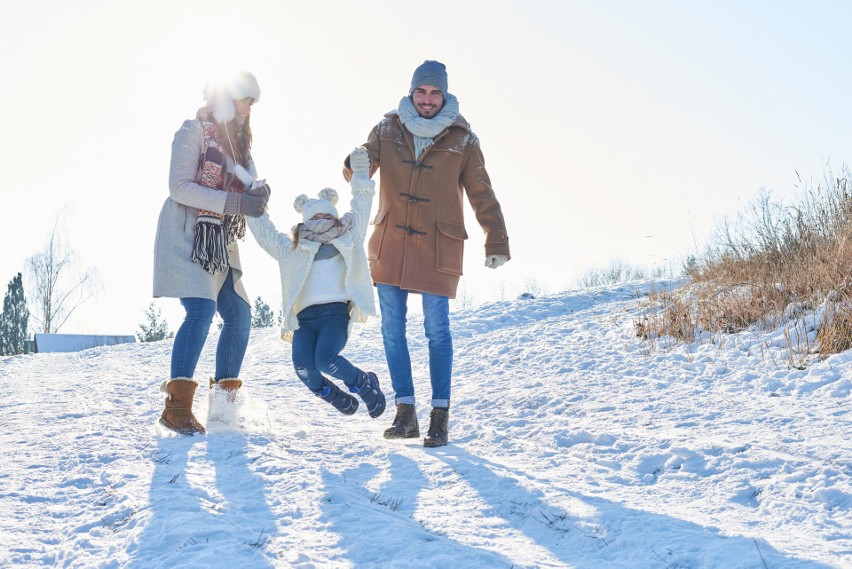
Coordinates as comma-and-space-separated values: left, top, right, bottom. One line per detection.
484, 255, 509, 269
239, 186, 269, 217
349, 146, 371, 173
252, 182, 271, 199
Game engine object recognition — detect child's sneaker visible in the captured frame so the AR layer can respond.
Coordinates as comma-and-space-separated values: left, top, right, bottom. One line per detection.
350, 372, 386, 418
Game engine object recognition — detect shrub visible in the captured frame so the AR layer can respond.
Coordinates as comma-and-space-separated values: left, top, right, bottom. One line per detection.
637, 166, 852, 361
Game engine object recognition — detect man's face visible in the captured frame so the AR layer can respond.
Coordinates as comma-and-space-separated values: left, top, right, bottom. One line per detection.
412, 85, 444, 118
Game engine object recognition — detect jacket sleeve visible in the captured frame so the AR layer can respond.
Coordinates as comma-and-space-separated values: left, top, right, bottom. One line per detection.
246, 212, 292, 261
460, 134, 510, 258
349, 177, 376, 244
342, 123, 381, 183
167, 120, 229, 213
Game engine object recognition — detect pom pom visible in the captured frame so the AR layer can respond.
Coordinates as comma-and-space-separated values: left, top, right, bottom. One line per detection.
293, 194, 309, 213
318, 187, 339, 206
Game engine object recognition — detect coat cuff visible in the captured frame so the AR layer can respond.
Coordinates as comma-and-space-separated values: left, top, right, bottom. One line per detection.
484, 231, 510, 257
224, 192, 241, 216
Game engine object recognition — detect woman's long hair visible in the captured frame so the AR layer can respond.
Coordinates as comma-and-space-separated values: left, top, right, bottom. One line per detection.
218, 115, 252, 168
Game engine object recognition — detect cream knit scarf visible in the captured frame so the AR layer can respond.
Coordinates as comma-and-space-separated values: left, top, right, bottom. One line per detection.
397, 93, 459, 159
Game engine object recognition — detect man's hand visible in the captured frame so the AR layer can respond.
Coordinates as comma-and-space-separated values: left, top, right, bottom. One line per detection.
485, 255, 509, 269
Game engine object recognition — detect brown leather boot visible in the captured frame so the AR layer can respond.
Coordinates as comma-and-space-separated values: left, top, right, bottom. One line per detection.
159, 378, 205, 435
383, 403, 420, 439
423, 407, 449, 447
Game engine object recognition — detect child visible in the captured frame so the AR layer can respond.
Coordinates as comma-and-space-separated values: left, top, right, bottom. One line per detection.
243, 147, 385, 418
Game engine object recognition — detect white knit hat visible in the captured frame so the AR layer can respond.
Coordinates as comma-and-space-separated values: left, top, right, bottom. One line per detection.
294, 188, 339, 222
203, 70, 261, 123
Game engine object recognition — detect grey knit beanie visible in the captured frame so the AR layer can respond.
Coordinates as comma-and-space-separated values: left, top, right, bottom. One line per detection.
408, 60, 448, 96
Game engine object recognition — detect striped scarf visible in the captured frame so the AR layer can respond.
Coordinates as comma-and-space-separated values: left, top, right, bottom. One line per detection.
296, 214, 355, 260
191, 108, 247, 274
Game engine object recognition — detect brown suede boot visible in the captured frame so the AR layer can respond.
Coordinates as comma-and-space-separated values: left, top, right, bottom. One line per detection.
159, 378, 205, 435
383, 403, 420, 439
209, 377, 243, 403
423, 407, 449, 447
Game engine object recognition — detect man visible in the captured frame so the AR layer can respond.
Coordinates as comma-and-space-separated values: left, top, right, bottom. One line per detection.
343, 60, 510, 447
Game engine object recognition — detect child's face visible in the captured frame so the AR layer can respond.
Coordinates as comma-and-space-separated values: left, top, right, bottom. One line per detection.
311, 213, 335, 221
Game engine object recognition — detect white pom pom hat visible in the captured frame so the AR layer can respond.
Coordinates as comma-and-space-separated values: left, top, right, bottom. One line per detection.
294, 188, 339, 222
203, 70, 261, 123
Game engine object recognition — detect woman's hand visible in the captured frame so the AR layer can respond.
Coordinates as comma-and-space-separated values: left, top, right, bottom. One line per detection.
239, 186, 270, 217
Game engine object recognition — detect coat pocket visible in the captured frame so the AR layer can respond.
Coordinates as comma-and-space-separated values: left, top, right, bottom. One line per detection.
367, 208, 389, 261
435, 219, 468, 275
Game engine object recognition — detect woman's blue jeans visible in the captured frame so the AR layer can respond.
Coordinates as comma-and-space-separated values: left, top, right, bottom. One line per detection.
292, 302, 363, 393
170, 270, 251, 381
376, 283, 452, 408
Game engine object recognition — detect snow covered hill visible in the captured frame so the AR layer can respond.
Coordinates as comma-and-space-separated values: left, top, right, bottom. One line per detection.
1, 281, 849, 568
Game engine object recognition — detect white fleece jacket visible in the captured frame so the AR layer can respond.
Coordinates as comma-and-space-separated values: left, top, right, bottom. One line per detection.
246, 177, 376, 338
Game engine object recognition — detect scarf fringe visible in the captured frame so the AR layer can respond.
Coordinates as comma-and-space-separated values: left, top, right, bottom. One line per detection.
192, 219, 230, 274
227, 214, 246, 243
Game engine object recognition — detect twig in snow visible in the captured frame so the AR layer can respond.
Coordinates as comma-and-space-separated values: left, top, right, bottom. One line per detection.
247, 528, 271, 549
369, 492, 404, 511
753, 538, 769, 569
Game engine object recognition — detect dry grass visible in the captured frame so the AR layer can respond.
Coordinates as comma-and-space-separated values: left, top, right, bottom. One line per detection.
635, 167, 852, 361
816, 291, 852, 355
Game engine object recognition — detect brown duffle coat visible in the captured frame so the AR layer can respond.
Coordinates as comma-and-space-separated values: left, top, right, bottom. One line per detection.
344, 112, 510, 298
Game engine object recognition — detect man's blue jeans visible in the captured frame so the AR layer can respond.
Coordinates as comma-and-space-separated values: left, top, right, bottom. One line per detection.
170, 270, 251, 381
291, 302, 363, 393
376, 283, 452, 408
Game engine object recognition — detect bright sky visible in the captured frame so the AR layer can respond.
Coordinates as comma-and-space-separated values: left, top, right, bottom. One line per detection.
2, 0, 851, 334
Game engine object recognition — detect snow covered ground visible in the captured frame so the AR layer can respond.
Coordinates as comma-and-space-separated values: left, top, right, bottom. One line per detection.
1, 280, 849, 568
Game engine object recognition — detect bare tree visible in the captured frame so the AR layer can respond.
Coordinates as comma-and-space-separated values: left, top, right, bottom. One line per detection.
453, 285, 475, 310
26, 216, 96, 334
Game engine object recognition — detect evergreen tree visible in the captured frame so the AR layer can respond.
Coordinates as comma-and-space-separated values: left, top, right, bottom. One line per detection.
137, 302, 172, 342
252, 296, 275, 328
0, 273, 29, 356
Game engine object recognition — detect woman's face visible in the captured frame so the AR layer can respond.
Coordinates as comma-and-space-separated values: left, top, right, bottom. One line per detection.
233, 97, 254, 127
311, 213, 335, 221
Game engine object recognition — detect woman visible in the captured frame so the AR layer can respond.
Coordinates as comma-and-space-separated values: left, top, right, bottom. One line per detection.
153, 70, 270, 435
